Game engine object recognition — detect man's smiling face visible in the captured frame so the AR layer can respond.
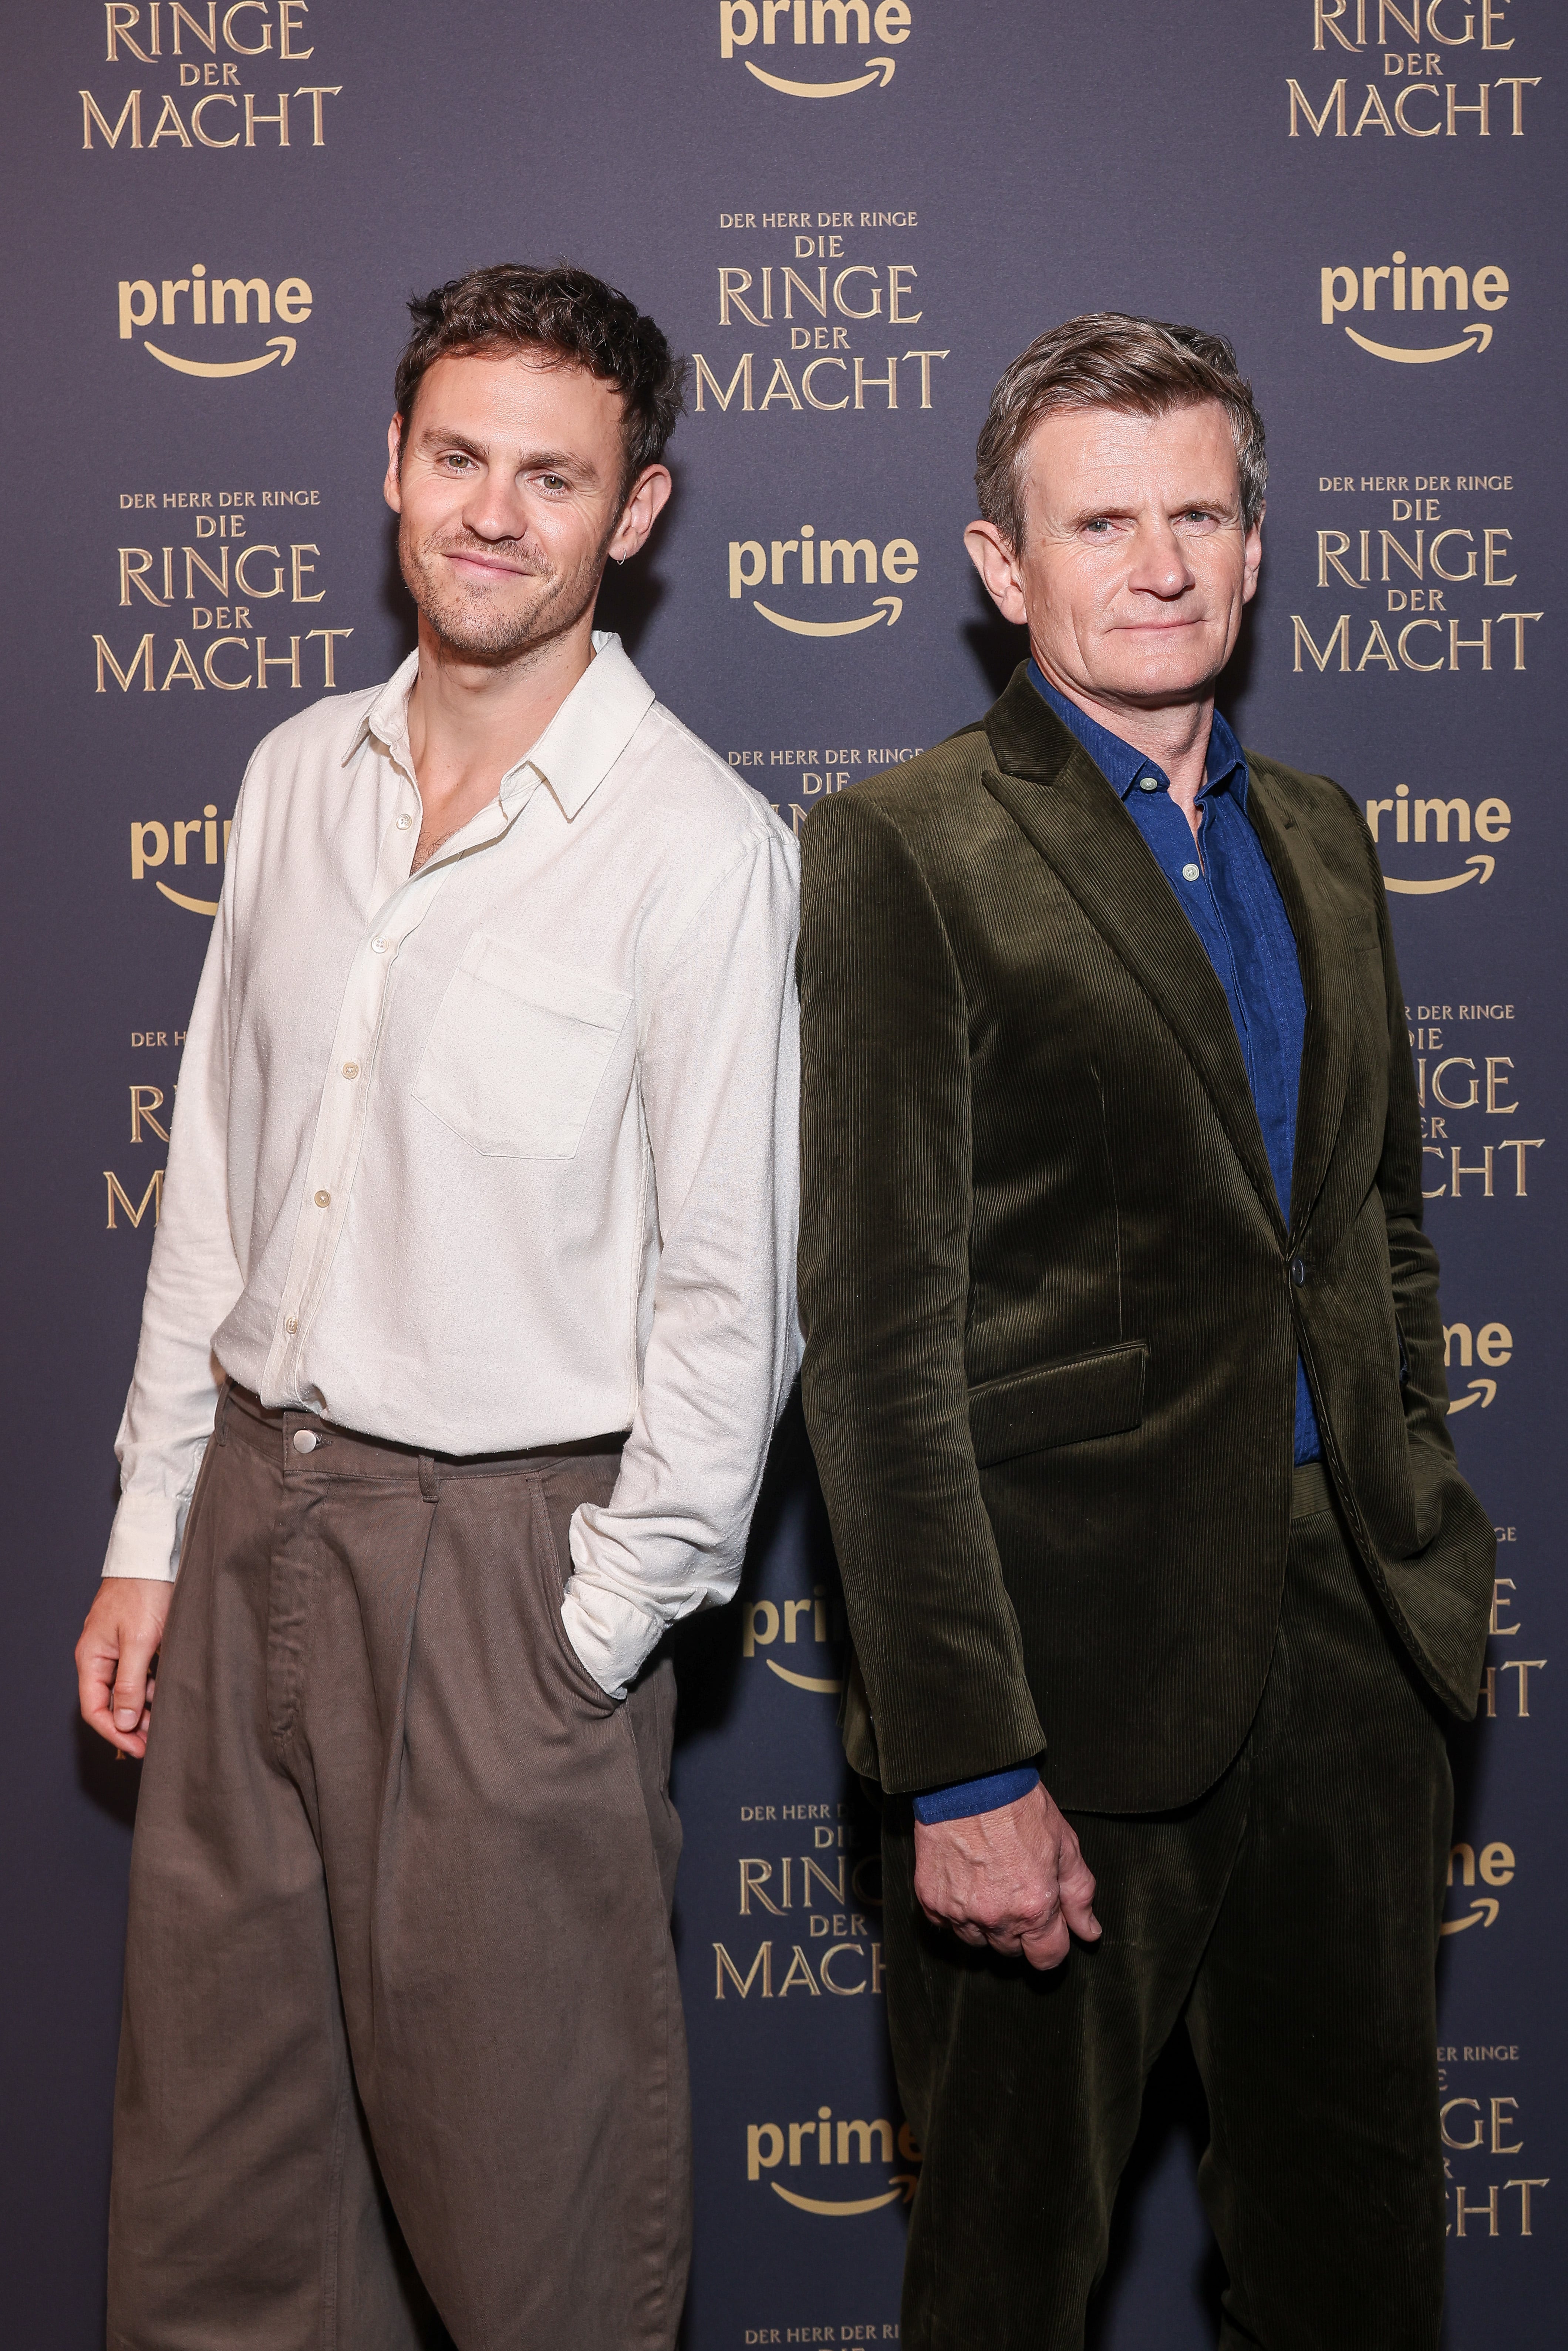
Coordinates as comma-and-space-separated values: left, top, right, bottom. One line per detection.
980, 398, 1262, 715
385, 348, 633, 664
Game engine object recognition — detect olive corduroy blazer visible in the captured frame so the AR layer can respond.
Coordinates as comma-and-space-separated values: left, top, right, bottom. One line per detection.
797, 666, 1494, 1813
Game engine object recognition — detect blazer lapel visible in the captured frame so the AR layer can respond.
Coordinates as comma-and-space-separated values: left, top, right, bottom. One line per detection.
980, 667, 1284, 1238
1242, 761, 1354, 1239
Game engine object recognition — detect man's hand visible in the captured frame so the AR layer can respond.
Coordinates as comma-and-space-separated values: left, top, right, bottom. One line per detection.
913, 1780, 1100, 1971
76, 1577, 172, 1759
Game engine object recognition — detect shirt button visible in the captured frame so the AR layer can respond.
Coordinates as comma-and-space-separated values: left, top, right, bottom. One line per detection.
284, 1314, 298, 1333
1139, 775, 1159, 793
396, 814, 413, 831
1181, 861, 1201, 883
371, 935, 388, 953
292, 1429, 319, 1455
314, 1188, 331, 1208
341, 1061, 360, 1080
1291, 1255, 1306, 1286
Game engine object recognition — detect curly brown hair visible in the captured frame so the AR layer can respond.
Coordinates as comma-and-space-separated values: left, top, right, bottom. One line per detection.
394, 262, 685, 503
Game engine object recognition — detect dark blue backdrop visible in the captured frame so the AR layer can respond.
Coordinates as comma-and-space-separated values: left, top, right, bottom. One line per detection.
2, 4, 1561, 2341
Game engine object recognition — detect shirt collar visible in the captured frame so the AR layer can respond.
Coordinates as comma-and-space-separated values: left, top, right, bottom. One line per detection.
1027, 661, 1248, 807
352, 631, 657, 821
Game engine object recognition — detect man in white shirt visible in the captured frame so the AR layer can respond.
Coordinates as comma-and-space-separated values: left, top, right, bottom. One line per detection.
76, 262, 800, 2351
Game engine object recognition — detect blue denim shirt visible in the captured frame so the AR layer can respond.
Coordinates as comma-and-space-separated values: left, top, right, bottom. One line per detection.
913, 670, 1320, 1827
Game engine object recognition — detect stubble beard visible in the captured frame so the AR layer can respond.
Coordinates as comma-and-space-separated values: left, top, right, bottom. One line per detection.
399, 516, 611, 666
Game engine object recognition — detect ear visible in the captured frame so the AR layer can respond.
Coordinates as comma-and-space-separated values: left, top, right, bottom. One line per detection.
607, 465, 673, 563
383, 415, 405, 516
964, 519, 1029, 627
1241, 502, 1265, 607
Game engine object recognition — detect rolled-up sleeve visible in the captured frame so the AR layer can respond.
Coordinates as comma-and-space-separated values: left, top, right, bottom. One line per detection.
561, 826, 802, 1697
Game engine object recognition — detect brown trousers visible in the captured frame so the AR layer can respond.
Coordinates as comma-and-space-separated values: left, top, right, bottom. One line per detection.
109, 1382, 690, 2351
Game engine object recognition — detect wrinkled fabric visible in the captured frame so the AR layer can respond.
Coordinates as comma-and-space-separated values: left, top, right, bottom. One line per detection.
102, 634, 801, 1701
798, 664, 1493, 1808
109, 1382, 689, 2351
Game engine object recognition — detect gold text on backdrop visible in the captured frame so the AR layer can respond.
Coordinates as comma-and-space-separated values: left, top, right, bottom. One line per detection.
744, 2106, 920, 2215
79, 1, 342, 151
1287, 0, 1540, 138
117, 270, 313, 377
1320, 254, 1508, 360
728, 531, 918, 635
718, 0, 911, 97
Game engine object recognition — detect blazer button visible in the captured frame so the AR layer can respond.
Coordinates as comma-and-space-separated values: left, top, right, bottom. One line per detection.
1290, 1255, 1306, 1286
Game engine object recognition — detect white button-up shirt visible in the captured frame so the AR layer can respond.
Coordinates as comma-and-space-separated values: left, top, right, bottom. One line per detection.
103, 634, 802, 1698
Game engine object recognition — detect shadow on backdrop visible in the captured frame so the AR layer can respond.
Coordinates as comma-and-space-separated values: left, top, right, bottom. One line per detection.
668, 1384, 815, 1745
1085, 2030, 1225, 2348
667, 1385, 902, 2151
75, 1713, 141, 1832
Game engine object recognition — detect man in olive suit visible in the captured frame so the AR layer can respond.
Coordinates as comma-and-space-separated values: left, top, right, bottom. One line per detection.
798, 312, 1492, 2350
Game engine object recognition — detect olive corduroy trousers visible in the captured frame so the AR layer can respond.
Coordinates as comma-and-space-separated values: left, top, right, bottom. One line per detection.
884, 1466, 1453, 2351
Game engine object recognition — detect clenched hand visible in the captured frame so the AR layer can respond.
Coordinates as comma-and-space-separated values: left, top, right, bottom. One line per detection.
913, 1779, 1100, 1970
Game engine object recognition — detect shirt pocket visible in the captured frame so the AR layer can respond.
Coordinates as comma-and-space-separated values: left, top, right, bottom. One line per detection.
412, 934, 633, 1159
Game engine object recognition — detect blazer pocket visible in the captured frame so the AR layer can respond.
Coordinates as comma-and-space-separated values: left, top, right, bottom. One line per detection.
968, 1341, 1149, 1469
413, 935, 632, 1159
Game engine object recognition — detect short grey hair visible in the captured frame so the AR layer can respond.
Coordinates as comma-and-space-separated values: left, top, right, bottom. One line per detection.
975, 311, 1267, 550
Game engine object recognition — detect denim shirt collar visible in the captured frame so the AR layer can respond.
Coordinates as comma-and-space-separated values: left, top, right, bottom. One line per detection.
1027, 660, 1247, 808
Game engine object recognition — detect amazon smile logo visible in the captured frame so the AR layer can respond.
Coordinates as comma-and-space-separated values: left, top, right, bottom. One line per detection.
1442, 1838, 1514, 1939
742, 1588, 842, 1693
747, 2108, 921, 2215
719, 0, 910, 96
1443, 1314, 1512, 1417
1366, 787, 1510, 897
729, 528, 917, 640
117, 268, 313, 378
1321, 252, 1507, 362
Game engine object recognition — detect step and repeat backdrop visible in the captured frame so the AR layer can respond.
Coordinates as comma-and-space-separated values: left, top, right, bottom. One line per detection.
2, 3, 1562, 2343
